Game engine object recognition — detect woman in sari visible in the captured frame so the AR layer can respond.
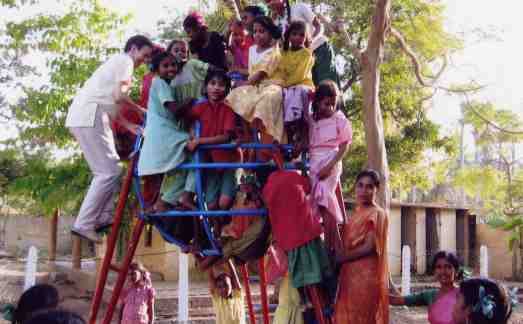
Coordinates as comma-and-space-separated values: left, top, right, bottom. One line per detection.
390, 250, 463, 324
334, 169, 389, 324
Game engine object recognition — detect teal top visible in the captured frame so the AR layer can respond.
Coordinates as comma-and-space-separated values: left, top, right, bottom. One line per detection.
170, 59, 209, 104
404, 289, 439, 306
138, 76, 190, 176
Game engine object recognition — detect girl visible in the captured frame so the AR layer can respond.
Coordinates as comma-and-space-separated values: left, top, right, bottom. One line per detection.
452, 278, 514, 324
137, 52, 195, 213
226, 16, 285, 158
227, 20, 251, 84
241, 5, 269, 41
5, 284, 59, 324
208, 263, 245, 324
26, 310, 86, 324
272, 21, 315, 151
335, 169, 389, 324
183, 12, 227, 70
307, 80, 351, 252
119, 262, 156, 324
390, 251, 463, 324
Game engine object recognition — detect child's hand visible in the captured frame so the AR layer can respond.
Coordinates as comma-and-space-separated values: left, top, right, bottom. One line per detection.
318, 165, 332, 180
186, 138, 199, 152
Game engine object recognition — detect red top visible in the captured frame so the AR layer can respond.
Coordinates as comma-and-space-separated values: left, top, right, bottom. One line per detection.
187, 100, 241, 162
139, 72, 155, 108
262, 170, 323, 251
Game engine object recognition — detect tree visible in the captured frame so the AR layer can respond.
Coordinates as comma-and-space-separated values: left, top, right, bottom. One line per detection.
455, 100, 523, 278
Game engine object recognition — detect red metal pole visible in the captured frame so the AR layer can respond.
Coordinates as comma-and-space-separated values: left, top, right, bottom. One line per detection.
258, 258, 270, 324
335, 182, 347, 221
240, 264, 257, 324
307, 286, 328, 324
89, 157, 136, 324
102, 218, 146, 324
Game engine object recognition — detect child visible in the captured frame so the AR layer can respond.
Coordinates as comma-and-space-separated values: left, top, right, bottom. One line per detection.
452, 278, 514, 324
26, 310, 86, 324
227, 20, 251, 84
272, 20, 315, 152
137, 52, 195, 212
183, 12, 227, 70
119, 262, 156, 324
307, 80, 352, 253
240, 5, 268, 43
7, 284, 59, 324
208, 263, 246, 324
226, 16, 285, 156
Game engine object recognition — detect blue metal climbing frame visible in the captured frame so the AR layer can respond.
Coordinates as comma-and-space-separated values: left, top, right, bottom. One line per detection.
131, 121, 307, 256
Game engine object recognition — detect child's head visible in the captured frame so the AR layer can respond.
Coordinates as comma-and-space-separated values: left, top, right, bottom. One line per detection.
183, 11, 208, 41
431, 250, 462, 286
25, 309, 85, 324
167, 39, 188, 63
242, 5, 268, 31
128, 262, 149, 286
264, 0, 284, 13
283, 21, 310, 51
12, 284, 59, 324
150, 52, 177, 81
252, 16, 281, 48
312, 80, 339, 119
203, 68, 231, 103
123, 35, 154, 68
230, 21, 247, 48
453, 278, 513, 324
215, 273, 233, 299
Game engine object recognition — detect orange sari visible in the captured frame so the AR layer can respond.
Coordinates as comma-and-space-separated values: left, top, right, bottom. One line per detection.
334, 205, 389, 324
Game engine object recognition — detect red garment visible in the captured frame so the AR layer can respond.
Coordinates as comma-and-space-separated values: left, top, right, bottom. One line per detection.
188, 100, 241, 162
262, 170, 323, 251
139, 73, 155, 108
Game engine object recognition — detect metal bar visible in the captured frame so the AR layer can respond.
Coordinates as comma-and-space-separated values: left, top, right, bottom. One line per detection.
89, 157, 136, 324
109, 263, 122, 273
241, 264, 257, 324
151, 209, 267, 217
258, 258, 270, 324
176, 162, 305, 169
198, 143, 294, 150
102, 218, 146, 324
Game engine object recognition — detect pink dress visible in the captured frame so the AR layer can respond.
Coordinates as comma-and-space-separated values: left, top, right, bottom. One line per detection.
121, 285, 156, 324
308, 110, 352, 224
428, 288, 458, 324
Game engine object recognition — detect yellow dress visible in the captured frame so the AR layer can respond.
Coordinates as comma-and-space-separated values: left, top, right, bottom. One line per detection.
211, 289, 246, 324
273, 275, 304, 324
272, 48, 315, 88
226, 45, 286, 143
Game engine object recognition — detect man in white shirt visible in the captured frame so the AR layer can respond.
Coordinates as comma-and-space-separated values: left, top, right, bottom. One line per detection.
66, 35, 153, 243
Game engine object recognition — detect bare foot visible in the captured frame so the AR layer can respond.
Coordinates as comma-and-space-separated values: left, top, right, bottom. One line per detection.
179, 192, 197, 210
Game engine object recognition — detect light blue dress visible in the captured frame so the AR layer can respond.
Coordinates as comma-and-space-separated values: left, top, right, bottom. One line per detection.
138, 77, 189, 176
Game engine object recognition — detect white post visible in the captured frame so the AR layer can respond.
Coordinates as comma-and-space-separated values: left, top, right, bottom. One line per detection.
480, 245, 488, 277
401, 245, 411, 296
24, 246, 38, 291
178, 251, 189, 323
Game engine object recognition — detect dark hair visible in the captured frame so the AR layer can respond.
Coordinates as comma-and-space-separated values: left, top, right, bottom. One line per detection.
459, 278, 512, 324
12, 284, 59, 324
183, 11, 208, 31
431, 250, 462, 280
355, 169, 381, 189
252, 16, 282, 40
150, 52, 174, 73
311, 80, 339, 119
243, 5, 268, 17
166, 39, 188, 54
25, 309, 85, 324
202, 68, 231, 98
283, 21, 311, 51
124, 35, 153, 52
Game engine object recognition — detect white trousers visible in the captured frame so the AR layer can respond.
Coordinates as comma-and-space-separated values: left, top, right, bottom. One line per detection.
69, 108, 122, 231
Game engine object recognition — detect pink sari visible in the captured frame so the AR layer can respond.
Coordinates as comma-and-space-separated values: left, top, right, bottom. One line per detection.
428, 288, 458, 324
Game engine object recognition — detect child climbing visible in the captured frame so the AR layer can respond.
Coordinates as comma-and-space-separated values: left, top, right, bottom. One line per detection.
208, 263, 246, 324
306, 80, 352, 254
226, 15, 285, 163
119, 262, 155, 324
272, 20, 315, 153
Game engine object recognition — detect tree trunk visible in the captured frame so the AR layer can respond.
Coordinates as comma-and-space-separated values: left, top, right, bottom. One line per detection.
361, 0, 392, 211
48, 209, 58, 262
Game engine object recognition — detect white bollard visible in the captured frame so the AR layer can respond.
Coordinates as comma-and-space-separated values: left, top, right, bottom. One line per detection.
178, 251, 189, 323
401, 245, 411, 296
480, 245, 488, 277
24, 246, 38, 291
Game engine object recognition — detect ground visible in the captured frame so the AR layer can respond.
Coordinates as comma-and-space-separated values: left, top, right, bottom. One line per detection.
0, 255, 522, 323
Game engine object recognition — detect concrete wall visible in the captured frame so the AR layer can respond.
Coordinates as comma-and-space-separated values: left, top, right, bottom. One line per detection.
415, 208, 427, 274
476, 224, 514, 280
388, 206, 402, 275
439, 209, 457, 254
2, 214, 74, 257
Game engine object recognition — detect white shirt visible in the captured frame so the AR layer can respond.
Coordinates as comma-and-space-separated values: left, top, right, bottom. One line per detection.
274, 3, 326, 51
65, 53, 134, 128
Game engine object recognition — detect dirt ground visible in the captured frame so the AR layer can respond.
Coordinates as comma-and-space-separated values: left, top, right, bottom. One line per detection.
1, 256, 523, 323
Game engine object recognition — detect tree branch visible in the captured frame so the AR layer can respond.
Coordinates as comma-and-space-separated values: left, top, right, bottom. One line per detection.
320, 15, 363, 60
463, 94, 523, 135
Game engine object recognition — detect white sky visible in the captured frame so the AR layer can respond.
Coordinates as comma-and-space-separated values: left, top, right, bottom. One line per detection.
3, 0, 523, 155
